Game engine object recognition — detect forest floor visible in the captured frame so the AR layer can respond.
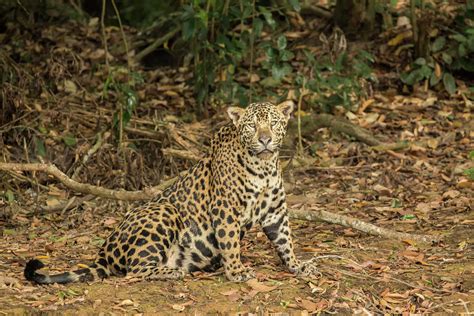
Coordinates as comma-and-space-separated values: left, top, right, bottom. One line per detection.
1, 13, 473, 315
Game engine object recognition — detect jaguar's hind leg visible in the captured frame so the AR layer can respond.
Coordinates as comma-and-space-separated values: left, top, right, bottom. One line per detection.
129, 262, 186, 280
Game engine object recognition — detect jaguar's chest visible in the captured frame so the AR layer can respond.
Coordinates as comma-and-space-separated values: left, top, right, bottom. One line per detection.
239, 174, 279, 225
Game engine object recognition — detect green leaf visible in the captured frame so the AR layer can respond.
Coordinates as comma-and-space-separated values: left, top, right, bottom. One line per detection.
469, 150, 474, 160
271, 64, 290, 80
463, 167, 474, 180
182, 18, 196, 41
3, 229, 16, 235
442, 73, 456, 95
34, 137, 46, 157
288, 0, 301, 12
357, 50, 375, 63
401, 214, 416, 220
400, 71, 417, 85
391, 198, 402, 208
5, 190, 14, 202
253, 18, 263, 38
260, 77, 280, 87
414, 57, 426, 65
91, 236, 106, 247
63, 134, 77, 147
265, 47, 278, 62
467, 36, 474, 51
258, 6, 276, 30
277, 35, 287, 51
429, 71, 441, 86
451, 34, 467, 42
458, 44, 467, 57
279, 49, 294, 61
419, 64, 432, 78
460, 58, 474, 72
431, 36, 445, 52
442, 52, 453, 65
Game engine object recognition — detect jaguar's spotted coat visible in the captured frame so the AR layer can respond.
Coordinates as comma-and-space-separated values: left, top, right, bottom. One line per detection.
24, 101, 317, 283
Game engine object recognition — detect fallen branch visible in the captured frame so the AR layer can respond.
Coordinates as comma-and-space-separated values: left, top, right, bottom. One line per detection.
0, 162, 437, 243
288, 196, 437, 243
0, 163, 168, 201
134, 26, 180, 62
300, 4, 332, 18
313, 113, 382, 146
371, 141, 410, 152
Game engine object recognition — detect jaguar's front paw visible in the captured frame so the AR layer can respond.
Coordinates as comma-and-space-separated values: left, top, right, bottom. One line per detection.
295, 260, 321, 277
226, 265, 256, 282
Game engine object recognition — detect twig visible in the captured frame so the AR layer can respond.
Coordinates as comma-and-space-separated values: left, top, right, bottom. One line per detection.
300, 4, 332, 18
40, 194, 96, 213
110, 0, 131, 68
371, 141, 410, 152
71, 132, 110, 180
248, 0, 256, 102
100, 0, 110, 70
289, 204, 437, 243
297, 79, 307, 156
134, 26, 181, 62
3, 170, 49, 190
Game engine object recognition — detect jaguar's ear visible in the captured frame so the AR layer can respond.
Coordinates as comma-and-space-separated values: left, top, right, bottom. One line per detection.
227, 107, 245, 126
277, 100, 294, 120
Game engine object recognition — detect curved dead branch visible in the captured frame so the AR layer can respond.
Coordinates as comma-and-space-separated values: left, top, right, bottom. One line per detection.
0, 162, 437, 244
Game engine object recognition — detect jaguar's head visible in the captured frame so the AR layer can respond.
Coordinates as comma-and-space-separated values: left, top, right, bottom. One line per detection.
227, 101, 294, 160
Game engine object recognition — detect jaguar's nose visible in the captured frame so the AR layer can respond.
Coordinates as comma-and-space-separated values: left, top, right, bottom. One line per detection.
258, 135, 272, 146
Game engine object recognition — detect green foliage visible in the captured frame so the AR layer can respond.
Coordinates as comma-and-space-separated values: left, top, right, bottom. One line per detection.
178, 1, 296, 109
464, 150, 474, 180
62, 134, 77, 147
400, 57, 457, 94
302, 50, 375, 111
260, 34, 295, 86
402, 6, 474, 94
103, 68, 142, 141
120, 0, 178, 27
3, 190, 15, 203
34, 137, 46, 157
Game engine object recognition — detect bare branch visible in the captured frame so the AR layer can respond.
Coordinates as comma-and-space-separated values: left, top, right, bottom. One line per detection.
288, 196, 438, 244
0, 162, 438, 243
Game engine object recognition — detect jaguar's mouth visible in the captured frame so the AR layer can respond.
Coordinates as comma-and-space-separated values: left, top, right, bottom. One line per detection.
256, 149, 274, 159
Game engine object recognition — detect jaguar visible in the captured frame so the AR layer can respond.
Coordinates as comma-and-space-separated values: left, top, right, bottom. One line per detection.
24, 101, 317, 283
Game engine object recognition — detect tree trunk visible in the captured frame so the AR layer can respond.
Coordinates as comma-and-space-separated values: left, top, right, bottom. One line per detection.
333, 0, 376, 38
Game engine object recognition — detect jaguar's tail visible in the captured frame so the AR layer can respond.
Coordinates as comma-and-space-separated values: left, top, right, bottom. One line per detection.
24, 256, 111, 284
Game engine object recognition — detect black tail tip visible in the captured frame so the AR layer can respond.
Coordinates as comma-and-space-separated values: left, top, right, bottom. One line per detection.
24, 259, 45, 281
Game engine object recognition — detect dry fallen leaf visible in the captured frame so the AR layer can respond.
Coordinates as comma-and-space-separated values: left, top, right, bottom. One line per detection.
171, 300, 193, 312
0, 275, 21, 288
118, 299, 137, 307
246, 279, 278, 293
442, 190, 461, 200
297, 298, 318, 312
172, 304, 186, 312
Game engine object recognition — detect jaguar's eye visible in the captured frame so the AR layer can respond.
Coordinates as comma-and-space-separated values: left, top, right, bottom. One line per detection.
247, 123, 256, 131
271, 120, 278, 127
